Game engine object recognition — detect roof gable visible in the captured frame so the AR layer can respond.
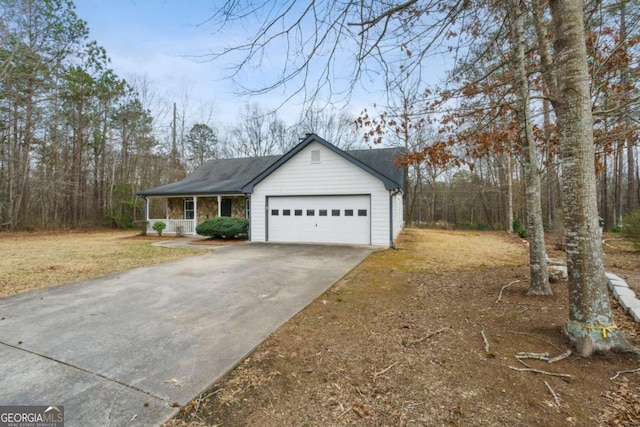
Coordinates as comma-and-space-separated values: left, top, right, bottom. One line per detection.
241, 134, 403, 193
138, 134, 404, 197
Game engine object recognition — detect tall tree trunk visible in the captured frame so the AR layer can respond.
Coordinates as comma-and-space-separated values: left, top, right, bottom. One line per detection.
506, 153, 514, 232
71, 98, 83, 228
543, 100, 558, 228
602, 154, 609, 229
14, 78, 35, 227
616, 141, 624, 224
620, 3, 637, 214
508, 0, 550, 295
549, 0, 628, 355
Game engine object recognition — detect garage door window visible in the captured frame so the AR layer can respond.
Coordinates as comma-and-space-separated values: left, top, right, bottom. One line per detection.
271, 209, 279, 215
295, 209, 303, 216
332, 209, 340, 216
345, 209, 354, 216
283, 209, 291, 216
358, 209, 367, 216
319, 209, 327, 216
307, 209, 315, 216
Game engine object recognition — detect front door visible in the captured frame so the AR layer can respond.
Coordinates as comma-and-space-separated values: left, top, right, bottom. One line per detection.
221, 198, 232, 217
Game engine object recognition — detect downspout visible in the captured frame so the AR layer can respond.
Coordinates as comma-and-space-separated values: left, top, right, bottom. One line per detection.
389, 188, 401, 250
244, 194, 251, 241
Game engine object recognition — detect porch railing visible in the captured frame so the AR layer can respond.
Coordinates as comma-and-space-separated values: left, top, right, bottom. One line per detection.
147, 219, 196, 235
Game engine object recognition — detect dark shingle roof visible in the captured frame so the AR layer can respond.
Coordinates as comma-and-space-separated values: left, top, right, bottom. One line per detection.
348, 147, 405, 189
138, 156, 280, 196
138, 134, 405, 197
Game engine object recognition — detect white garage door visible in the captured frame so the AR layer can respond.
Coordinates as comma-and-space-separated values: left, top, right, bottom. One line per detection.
267, 195, 371, 244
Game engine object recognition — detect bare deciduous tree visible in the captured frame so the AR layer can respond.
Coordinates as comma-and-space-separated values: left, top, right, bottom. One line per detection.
506, 0, 550, 295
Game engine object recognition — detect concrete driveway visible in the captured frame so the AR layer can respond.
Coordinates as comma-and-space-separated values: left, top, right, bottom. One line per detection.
0, 243, 373, 426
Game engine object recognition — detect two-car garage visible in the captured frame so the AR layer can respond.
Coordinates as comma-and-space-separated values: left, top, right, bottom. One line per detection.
241, 134, 404, 247
267, 195, 371, 245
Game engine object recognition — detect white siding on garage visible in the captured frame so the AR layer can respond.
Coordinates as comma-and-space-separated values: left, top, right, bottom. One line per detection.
250, 141, 394, 246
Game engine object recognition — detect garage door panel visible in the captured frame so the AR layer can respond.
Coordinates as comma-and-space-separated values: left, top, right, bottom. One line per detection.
268, 196, 370, 244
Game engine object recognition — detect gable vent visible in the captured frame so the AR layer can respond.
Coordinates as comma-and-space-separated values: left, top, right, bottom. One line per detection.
311, 150, 321, 163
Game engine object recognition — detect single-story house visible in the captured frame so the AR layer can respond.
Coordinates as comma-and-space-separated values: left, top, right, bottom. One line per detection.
138, 133, 404, 247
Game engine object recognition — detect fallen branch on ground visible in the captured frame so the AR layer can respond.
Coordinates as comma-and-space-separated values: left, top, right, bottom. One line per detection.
602, 238, 624, 250
496, 280, 520, 303
548, 350, 571, 364
610, 367, 640, 380
466, 319, 493, 356
481, 327, 491, 354
201, 388, 224, 401
508, 366, 572, 380
405, 327, 447, 346
261, 408, 276, 420
544, 380, 560, 408
516, 358, 532, 368
337, 406, 352, 419
373, 362, 398, 382
516, 352, 550, 361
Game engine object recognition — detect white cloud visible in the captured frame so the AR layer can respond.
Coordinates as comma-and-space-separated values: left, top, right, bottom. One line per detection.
74, 0, 388, 133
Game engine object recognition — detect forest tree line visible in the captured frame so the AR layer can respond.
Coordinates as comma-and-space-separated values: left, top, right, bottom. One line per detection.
0, 0, 365, 230
1, 0, 639, 234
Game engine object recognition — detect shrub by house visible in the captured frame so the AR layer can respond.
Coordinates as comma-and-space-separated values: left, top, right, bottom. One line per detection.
196, 217, 249, 239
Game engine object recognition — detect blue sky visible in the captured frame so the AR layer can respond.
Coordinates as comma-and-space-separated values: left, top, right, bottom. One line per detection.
73, 0, 385, 129
74, 1, 246, 125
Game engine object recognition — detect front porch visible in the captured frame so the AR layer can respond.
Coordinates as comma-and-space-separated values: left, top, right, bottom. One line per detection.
146, 219, 196, 235
144, 195, 248, 235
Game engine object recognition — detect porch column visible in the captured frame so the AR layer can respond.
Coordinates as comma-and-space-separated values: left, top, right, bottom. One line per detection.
217, 195, 222, 217
193, 196, 198, 234
144, 197, 150, 235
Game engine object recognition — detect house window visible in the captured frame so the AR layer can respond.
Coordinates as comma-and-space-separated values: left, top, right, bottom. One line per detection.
332, 209, 340, 216
271, 209, 279, 216
319, 209, 327, 216
295, 209, 303, 216
311, 149, 321, 163
184, 200, 195, 220
345, 209, 354, 216
221, 198, 232, 217
283, 209, 291, 216
307, 209, 315, 216
358, 209, 367, 216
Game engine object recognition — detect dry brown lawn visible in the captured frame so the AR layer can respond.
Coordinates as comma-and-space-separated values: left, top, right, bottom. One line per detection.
0, 230, 205, 297
2, 228, 639, 426
401, 229, 528, 271
167, 228, 640, 427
